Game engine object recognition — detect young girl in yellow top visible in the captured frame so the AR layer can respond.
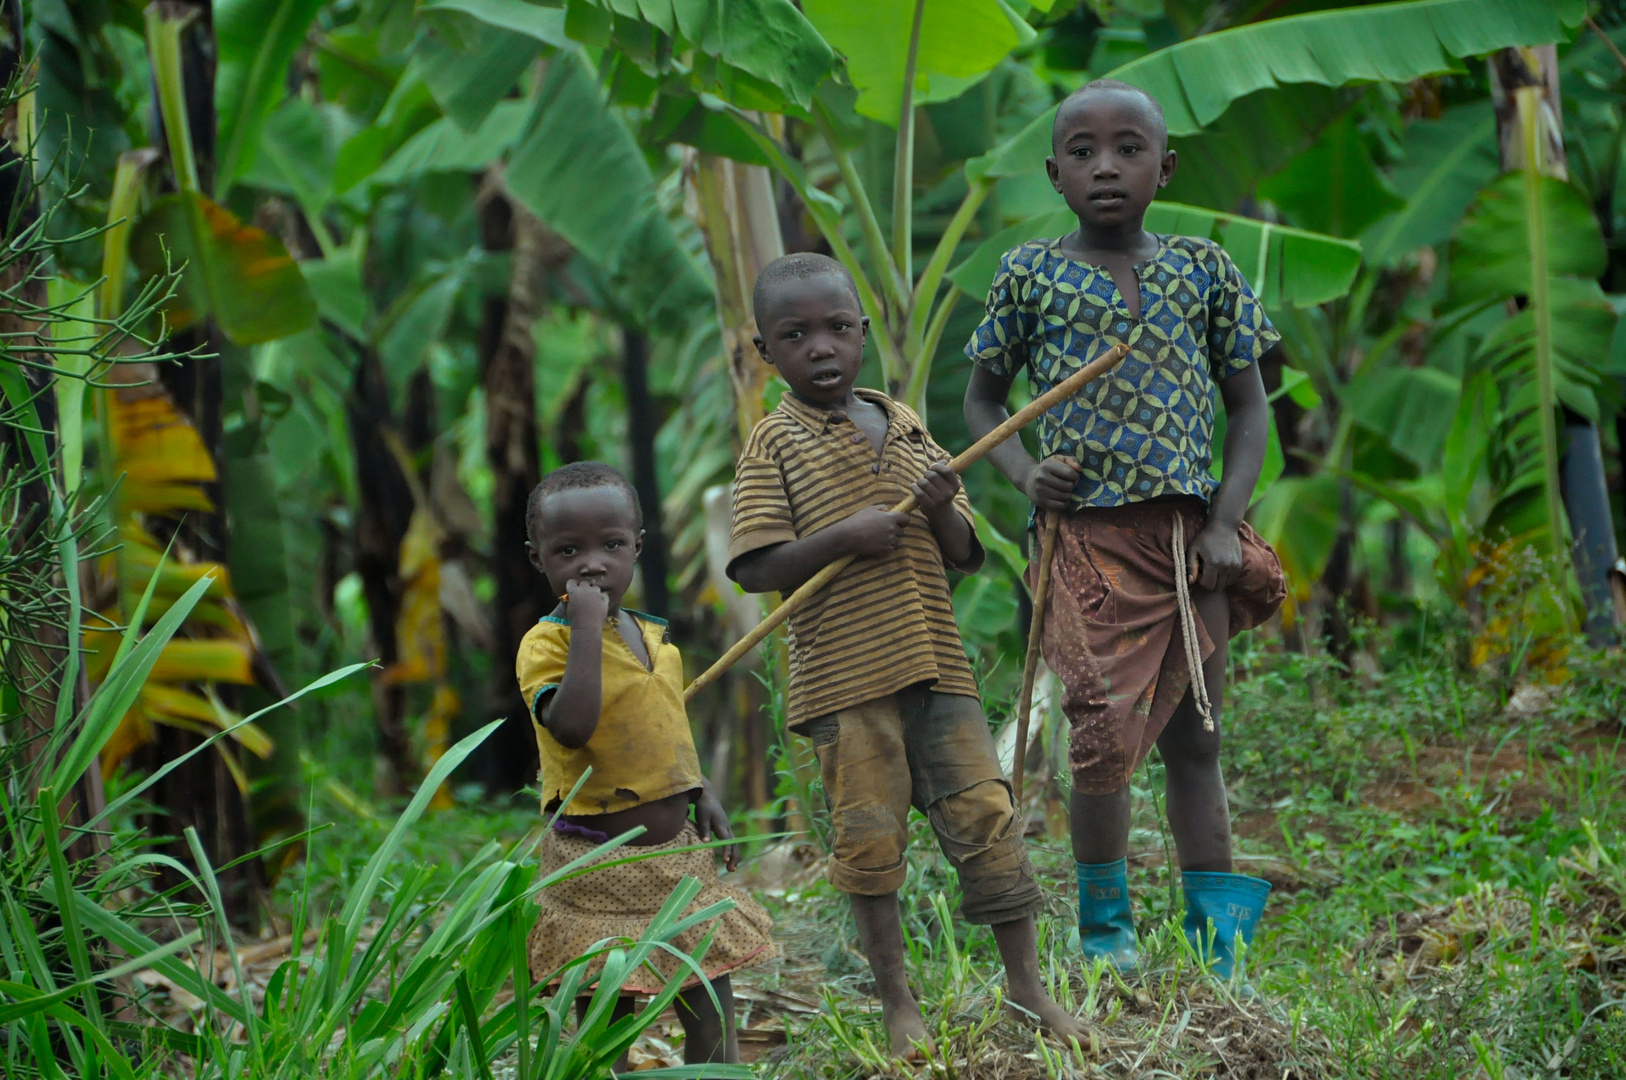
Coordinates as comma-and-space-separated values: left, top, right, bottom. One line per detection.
517, 462, 775, 1066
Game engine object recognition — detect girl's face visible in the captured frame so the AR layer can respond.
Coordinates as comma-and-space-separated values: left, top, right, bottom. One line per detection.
526, 486, 643, 609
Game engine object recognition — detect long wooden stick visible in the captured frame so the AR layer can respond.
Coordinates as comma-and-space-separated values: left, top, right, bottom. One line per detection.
1012, 511, 1061, 807
684, 342, 1130, 702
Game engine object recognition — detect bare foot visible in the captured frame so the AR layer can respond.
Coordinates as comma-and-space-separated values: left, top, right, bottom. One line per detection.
879, 991, 933, 1061
1007, 985, 1090, 1046
992, 915, 1091, 1046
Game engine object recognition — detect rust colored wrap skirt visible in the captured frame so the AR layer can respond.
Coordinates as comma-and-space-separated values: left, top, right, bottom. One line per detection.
528, 823, 777, 995
1028, 499, 1285, 796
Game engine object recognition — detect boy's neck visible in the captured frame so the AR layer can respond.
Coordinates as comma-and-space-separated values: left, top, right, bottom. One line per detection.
1069, 216, 1154, 258
789, 387, 867, 412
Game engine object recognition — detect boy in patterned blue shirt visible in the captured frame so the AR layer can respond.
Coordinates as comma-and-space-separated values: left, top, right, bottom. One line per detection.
963, 80, 1286, 984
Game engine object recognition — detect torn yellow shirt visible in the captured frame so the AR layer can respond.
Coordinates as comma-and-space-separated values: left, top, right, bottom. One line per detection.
517, 611, 702, 816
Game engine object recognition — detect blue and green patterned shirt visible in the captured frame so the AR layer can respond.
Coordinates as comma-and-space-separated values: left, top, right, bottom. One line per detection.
966, 234, 1279, 511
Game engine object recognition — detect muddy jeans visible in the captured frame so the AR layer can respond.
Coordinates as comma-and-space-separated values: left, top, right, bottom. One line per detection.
803, 684, 1041, 925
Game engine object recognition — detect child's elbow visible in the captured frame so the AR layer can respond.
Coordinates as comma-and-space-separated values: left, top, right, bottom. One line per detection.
728, 553, 774, 594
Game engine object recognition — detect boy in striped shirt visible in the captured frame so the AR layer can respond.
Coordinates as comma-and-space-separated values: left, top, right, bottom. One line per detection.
728, 252, 1085, 1058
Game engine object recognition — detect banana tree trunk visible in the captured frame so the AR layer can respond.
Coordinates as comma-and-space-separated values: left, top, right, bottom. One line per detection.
1491, 46, 1624, 642
347, 340, 416, 795
691, 151, 786, 440
139, 0, 269, 923
478, 182, 552, 794
687, 151, 784, 811
624, 330, 670, 618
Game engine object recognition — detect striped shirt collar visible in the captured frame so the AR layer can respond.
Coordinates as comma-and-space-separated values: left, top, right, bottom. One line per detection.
776, 387, 925, 437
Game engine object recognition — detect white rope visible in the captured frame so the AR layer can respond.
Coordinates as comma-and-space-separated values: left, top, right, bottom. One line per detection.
1171, 513, 1214, 732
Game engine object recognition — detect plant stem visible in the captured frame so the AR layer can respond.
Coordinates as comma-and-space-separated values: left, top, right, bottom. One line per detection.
145, 5, 201, 195
903, 287, 962, 416
1517, 86, 1566, 564
893, 0, 926, 286
907, 178, 991, 358
815, 103, 908, 313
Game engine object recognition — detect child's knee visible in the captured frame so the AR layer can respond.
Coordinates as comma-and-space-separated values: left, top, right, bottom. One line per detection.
1159, 714, 1222, 768
826, 802, 910, 894
927, 780, 1041, 924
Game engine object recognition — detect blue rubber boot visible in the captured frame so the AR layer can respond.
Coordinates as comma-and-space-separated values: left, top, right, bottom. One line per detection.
1075, 859, 1139, 972
1181, 872, 1271, 986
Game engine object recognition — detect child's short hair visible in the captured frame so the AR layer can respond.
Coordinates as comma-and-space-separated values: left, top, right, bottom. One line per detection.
1053, 78, 1167, 149
525, 462, 643, 537
751, 252, 860, 329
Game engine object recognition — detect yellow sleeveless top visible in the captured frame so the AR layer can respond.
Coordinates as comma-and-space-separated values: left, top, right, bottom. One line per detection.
516, 611, 702, 816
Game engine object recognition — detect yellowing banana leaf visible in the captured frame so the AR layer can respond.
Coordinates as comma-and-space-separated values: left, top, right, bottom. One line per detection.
116, 525, 232, 599
109, 394, 218, 487
382, 508, 446, 687
115, 482, 217, 515
425, 683, 460, 811
138, 684, 274, 760
129, 191, 317, 345
146, 640, 257, 687
100, 705, 154, 779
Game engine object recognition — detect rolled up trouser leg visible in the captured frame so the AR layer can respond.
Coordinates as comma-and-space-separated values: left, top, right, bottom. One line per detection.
896, 688, 1040, 925
805, 697, 914, 896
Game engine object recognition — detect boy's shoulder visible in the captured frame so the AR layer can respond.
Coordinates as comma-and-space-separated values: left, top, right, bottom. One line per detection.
998, 237, 1058, 275
519, 614, 569, 649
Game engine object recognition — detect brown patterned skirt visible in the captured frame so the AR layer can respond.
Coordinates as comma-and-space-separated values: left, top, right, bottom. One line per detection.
1028, 499, 1285, 796
528, 823, 778, 995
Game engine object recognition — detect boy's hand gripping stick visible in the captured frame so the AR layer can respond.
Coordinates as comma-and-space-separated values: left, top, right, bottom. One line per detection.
684, 342, 1131, 702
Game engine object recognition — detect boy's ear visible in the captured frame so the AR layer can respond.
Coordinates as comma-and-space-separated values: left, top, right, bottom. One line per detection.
525, 539, 544, 573
634, 529, 645, 557
860, 314, 870, 340
1158, 148, 1177, 188
1046, 155, 1062, 193
752, 333, 773, 364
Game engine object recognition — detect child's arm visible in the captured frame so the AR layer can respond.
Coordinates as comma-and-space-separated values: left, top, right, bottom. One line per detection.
731, 505, 911, 594
1186, 351, 1273, 591
964, 366, 1080, 511
539, 583, 609, 749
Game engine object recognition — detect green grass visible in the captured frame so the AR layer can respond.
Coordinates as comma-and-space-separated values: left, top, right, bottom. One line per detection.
8, 589, 1624, 1078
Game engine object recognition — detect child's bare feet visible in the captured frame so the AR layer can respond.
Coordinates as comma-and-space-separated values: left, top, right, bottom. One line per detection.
992, 915, 1091, 1045
850, 893, 936, 1061
1006, 982, 1090, 1044
877, 988, 934, 1061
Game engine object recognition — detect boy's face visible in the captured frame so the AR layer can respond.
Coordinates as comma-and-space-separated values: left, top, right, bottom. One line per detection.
751, 274, 870, 407
526, 486, 643, 609
1047, 90, 1176, 231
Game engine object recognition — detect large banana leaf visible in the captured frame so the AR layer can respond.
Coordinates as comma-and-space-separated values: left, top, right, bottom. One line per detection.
801, 0, 1036, 123
1256, 113, 1404, 238
970, 0, 1583, 181
1360, 100, 1500, 267
1449, 173, 1607, 306
1161, 84, 1353, 212
948, 203, 1361, 311
128, 192, 317, 346
415, 10, 549, 132
371, 101, 532, 186
214, 0, 328, 193
561, 0, 833, 110
504, 48, 713, 327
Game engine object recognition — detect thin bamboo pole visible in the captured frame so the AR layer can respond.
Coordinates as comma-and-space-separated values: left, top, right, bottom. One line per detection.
685, 342, 1130, 701
1013, 511, 1061, 807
